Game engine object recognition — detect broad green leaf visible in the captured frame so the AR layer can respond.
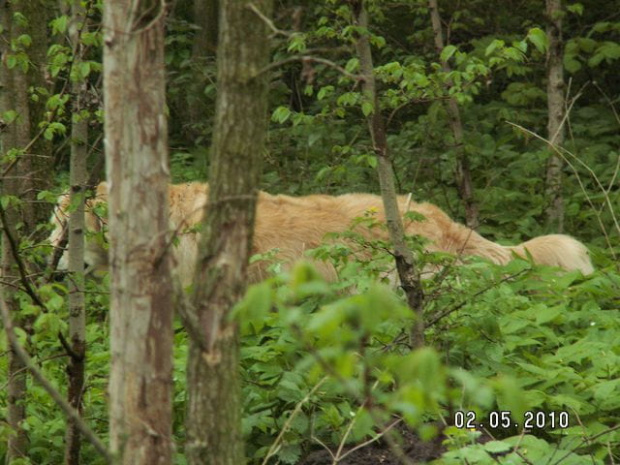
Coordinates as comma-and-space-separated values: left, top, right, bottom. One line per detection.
440, 45, 457, 62
485, 39, 504, 56
233, 281, 272, 333
483, 440, 512, 453
361, 100, 374, 117
527, 27, 549, 53
566, 3, 584, 15
272, 106, 291, 124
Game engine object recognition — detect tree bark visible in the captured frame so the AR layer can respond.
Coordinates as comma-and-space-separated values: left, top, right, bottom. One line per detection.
352, 0, 424, 348
183, 1, 272, 464
185, 0, 218, 143
103, 0, 173, 463
64, 1, 89, 463
0, 27, 30, 460
192, 0, 219, 57
544, 0, 565, 232
428, 0, 479, 230
0, 0, 52, 459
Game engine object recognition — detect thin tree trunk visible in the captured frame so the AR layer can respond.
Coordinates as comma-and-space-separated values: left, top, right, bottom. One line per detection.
544, 0, 565, 232
428, 0, 479, 230
1, 1, 36, 459
352, 0, 424, 348
103, 0, 173, 463
193, 0, 218, 56
186, 0, 218, 141
183, 1, 272, 464
64, 1, 88, 462
0, 83, 29, 465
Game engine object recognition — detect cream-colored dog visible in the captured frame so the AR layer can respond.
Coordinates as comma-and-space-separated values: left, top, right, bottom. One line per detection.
49, 182, 594, 285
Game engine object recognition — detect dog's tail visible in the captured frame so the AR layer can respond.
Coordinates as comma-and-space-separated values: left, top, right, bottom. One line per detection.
506, 234, 594, 274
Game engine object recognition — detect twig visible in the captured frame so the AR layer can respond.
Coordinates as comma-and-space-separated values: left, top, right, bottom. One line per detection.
337, 418, 403, 462
482, 427, 534, 465
262, 377, 328, 465
0, 199, 48, 310
247, 3, 288, 37
58, 330, 83, 361
258, 55, 363, 81
592, 81, 620, 128
507, 121, 619, 257
0, 352, 69, 391
173, 274, 209, 352
425, 269, 530, 328
551, 422, 620, 465
290, 324, 417, 465
311, 434, 336, 461
335, 379, 380, 460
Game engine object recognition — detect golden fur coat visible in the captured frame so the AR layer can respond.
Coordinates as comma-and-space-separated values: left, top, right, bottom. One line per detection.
49, 182, 594, 285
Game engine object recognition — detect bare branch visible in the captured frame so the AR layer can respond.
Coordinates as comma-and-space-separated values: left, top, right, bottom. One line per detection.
262, 377, 328, 465
0, 199, 48, 309
259, 55, 363, 81
247, 2, 287, 37
507, 121, 619, 257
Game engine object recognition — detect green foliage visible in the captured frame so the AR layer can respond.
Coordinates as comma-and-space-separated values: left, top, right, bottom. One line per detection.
233, 240, 620, 464
2, 0, 619, 463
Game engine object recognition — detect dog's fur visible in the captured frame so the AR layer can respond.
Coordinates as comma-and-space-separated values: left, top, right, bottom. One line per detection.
49, 182, 594, 285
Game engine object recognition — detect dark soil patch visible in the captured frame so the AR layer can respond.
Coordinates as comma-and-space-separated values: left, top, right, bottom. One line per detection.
298, 425, 446, 465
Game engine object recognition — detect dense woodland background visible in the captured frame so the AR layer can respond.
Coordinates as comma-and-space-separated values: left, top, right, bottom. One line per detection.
1, 0, 619, 464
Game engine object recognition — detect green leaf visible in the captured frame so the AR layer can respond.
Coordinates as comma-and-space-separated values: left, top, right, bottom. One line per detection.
43, 122, 67, 141
2, 110, 18, 124
588, 42, 620, 67
370, 34, 386, 48
535, 305, 562, 324
442, 445, 491, 462
271, 106, 291, 124
494, 376, 529, 422
390, 348, 446, 397
527, 27, 549, 54
278, 444, 302, 465
6, 54, 17, 69
34, 312, 62, 334
17, 34, 32, 48
14, 327, 28, 346
287, 33, 306, 53
440, 45, 457, 62
50, 15, 69, 35
483, 440, 512, 453
592, 379, 620, 403
345, 58, 359, 73
73, 61, 91, 81
564, 55, 582, 73
317, 85, 334, 100
348, 408, 374, 442
232, 281, 272, 333
361, 100, 374, 117
566, 3, 584, 15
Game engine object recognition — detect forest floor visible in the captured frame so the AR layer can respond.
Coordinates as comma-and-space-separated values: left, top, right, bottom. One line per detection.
299, 424, 449, 464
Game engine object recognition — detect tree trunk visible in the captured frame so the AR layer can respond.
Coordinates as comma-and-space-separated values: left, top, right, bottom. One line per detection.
0, 0, 52, 459
544, 0, 565, 232
103, 0, 173, 463
64, 1, 89, 463
352, 0, 424, 348
186, 0, 218, 142
428, 0, 479, 230
183, 1, 272, 464
193, 0, 219, 57
0, 32, 30, 460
